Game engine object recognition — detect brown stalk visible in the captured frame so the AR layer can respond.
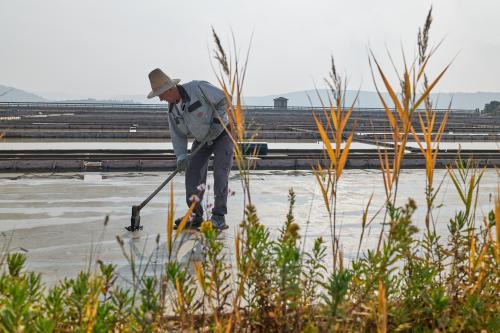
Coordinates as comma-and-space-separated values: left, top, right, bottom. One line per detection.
167, 183, 175, 259
174, 202, 196, 239
377, 279, 387, 333
496, 183, 500, 263
312, 57, 357, 269
411, 108, 448, 234
211, 29, 254, 208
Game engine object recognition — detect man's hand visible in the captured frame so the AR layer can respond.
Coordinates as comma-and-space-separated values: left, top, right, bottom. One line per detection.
177, 157, 189, 172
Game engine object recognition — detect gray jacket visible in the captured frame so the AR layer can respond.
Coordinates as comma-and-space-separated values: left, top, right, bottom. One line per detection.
168, 80, 230, 161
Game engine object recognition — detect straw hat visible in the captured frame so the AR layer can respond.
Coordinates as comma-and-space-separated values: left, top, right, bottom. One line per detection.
147, 68, 180, 99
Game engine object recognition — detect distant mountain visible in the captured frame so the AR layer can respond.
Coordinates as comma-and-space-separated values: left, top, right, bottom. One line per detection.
110, 94, 157, 104
242, 89, 500, 110
35, 92, 155, 104
0, 85, 46, 102
55, 98, 138, 104
110, 90, 500, 109
3, 84, 500, 110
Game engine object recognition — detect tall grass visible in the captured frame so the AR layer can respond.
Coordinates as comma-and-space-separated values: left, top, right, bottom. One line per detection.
211, 28, 255, 209
1, 8, 499, 332
368, 9, 451, 256
312, 56, 357, 270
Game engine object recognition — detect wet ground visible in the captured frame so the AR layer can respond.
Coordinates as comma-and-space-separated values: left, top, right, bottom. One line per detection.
0, 140, 375, 150
1, 169, 498, 285
1, 140, 499, 151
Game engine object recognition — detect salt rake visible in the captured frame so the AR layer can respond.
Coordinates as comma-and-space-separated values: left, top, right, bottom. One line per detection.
126, 141, 206, 232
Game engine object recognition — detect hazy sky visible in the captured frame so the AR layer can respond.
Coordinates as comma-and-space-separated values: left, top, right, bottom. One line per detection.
1, 0, 499, 99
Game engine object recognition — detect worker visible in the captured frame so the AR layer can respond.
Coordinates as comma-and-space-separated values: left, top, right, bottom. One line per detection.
147, 68, 233, 230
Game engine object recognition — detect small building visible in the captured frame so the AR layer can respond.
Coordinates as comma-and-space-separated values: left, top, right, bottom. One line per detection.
273, 97, 288, 109
483, 100, 500, 116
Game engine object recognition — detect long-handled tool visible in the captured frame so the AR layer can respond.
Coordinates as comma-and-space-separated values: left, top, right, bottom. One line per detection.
129, 89, 226, 232
126, 141, 206, 232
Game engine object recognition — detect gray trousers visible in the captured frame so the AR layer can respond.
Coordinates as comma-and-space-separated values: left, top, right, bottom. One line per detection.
185, 131, 234, 217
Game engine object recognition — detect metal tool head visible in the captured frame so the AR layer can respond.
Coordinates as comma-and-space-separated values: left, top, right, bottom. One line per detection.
126, 205, 143, 231
125, 140, 206, 231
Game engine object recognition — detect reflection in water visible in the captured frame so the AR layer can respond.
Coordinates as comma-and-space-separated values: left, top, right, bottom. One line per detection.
83, 173, 103, 182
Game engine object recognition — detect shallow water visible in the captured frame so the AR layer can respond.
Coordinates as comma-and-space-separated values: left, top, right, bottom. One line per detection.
0, 140, 376, 150
405, 141, 500, 150
1, 139, 498, 152
0, 169, 497, 284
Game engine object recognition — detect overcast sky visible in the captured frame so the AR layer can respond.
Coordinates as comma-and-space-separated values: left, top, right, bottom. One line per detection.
0, 0, 499, 99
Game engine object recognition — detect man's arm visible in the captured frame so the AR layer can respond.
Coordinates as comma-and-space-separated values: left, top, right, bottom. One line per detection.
197, 81, 232, 143
168, 113, 188, 161
198, 81, 230, 123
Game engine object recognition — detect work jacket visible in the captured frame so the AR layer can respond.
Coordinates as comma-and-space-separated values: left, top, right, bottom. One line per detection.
167, 80, 230, 161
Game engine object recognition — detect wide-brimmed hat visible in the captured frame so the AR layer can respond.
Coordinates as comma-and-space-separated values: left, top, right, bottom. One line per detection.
147, 68, 180, 99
